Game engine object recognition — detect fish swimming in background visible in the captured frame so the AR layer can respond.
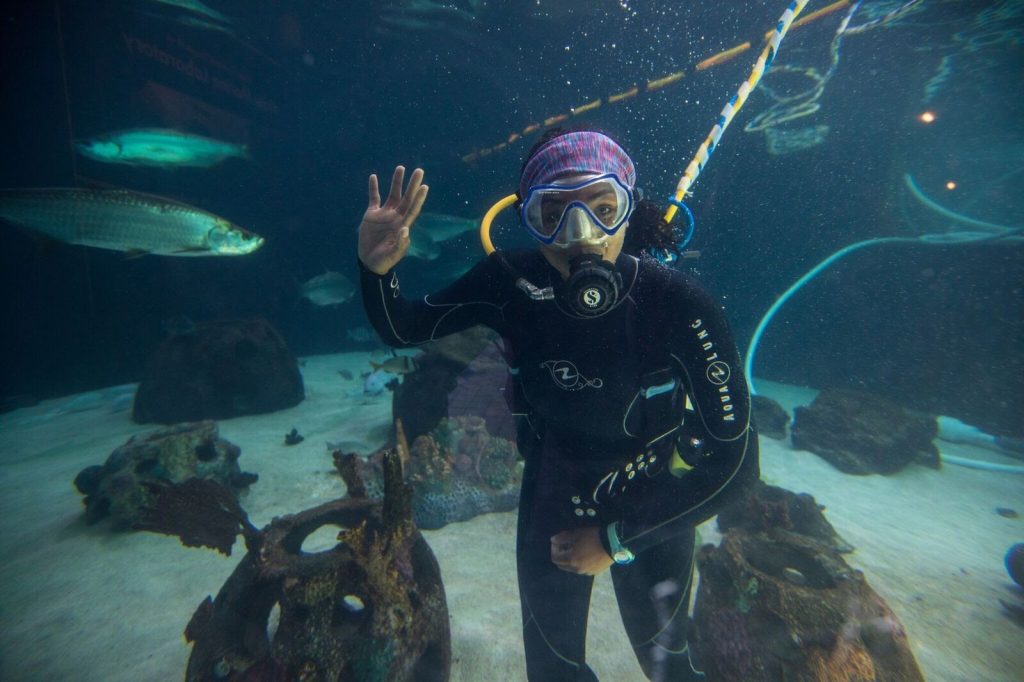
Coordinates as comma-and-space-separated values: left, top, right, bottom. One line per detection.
369, 354, 419, 375
406, 212, 479, 261
75, 128, 248, 168
0, 188, 264, 256
408, 230, 441, 260
299, 271, 355, 306
417, 212, 480, 241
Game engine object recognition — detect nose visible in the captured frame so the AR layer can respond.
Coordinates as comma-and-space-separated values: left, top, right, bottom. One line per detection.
564, 206, 600, 241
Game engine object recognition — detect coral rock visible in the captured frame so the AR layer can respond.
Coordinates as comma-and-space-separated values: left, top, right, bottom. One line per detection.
73, 420, 256, 529
791, 388, 938, 474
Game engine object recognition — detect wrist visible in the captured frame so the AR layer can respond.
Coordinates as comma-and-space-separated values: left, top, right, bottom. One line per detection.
604, 522, 635, 565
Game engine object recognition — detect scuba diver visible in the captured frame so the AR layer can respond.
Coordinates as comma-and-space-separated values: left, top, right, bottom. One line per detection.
355, 128, 759, 681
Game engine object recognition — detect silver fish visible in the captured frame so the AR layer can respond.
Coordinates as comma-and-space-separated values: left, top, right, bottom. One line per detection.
299, 271, 355, 306
407, 230, 441, 260
75, 128, 248, 168
406, 212, 478, 261
0, 188, 264, 256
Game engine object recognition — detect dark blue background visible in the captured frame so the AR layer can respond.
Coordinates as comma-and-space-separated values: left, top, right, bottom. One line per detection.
1, 0, 1021, 434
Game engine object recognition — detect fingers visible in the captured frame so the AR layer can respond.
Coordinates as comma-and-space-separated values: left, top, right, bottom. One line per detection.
367, 173, 381, 209
397, 167, 425, 214
402, 184, 429, 229
384, 166, 406, 209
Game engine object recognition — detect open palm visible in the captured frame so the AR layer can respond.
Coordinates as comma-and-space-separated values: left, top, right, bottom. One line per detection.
357, 166, 429, 275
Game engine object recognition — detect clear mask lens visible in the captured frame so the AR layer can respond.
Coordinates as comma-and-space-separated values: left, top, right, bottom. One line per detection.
521, 174, 633, 245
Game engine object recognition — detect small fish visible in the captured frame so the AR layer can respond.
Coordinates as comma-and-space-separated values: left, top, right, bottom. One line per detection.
299, 271, 355, 306
0, 188, 263, 257
996, 507, 1019, 519
337, 369, 354, 381
75, 128, 248, 168
369, 355, 418, 375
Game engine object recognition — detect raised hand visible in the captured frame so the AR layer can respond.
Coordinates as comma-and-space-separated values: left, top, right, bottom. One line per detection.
357, 166, 429, 275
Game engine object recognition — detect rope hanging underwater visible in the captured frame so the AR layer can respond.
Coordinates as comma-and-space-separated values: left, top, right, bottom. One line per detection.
480, 0, 812, 255
664, 0, 811, 225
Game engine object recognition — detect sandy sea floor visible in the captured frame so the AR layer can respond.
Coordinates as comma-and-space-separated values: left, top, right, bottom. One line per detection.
1, 356, 1021, 681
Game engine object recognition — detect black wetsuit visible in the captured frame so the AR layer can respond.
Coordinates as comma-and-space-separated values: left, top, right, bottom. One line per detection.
360, 249, 759, 681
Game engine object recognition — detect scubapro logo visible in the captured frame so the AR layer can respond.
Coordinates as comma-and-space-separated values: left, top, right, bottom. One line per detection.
582, 288, 603, 308
706, 361, 731, 385
541, 360, 603, 391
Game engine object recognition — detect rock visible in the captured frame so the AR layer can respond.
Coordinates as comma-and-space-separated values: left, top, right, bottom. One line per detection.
694, 529, 924, 681
717, 481, 854, 553
133, 317, 304, 424
392, 353, 460, 444
752, 395, 790, 440
73, 421, 257, 529
337, 415, 522, 530
1007, 543, 1024, 588
447, 342, 516, 442
791, 388, 939, 474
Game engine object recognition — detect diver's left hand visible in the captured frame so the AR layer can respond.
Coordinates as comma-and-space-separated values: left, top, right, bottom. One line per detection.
551, 527, 615, 576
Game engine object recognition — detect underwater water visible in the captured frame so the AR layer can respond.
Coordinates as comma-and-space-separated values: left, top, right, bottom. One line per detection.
1, 0, 1021, 680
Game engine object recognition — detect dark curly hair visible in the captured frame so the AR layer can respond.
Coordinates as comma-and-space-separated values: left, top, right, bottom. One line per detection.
519, 126, 684, 260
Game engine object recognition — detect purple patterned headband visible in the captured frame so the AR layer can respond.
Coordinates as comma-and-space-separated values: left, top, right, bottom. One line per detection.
519, 131, 636, 199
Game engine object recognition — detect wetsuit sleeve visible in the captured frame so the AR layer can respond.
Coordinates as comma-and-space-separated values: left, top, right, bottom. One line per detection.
615, 272, 759, 554
358, 255, 509, 347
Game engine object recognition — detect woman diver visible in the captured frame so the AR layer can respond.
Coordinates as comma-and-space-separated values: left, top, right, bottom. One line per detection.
356, 128, 759, 681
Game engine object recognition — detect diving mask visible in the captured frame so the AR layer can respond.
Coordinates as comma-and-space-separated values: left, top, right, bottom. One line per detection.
520, 173, 634, 247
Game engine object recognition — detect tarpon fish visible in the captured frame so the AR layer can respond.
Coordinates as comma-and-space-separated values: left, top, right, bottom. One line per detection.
75, 128, 248, 168
0, 188, 264, 256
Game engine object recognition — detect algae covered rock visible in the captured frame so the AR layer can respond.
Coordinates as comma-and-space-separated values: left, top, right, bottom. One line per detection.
340, 415, 522, 529
694, 484, 924, 681
73, 420, 256, 528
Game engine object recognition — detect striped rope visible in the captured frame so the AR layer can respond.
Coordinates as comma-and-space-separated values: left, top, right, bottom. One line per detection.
664, 0, 811, 224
